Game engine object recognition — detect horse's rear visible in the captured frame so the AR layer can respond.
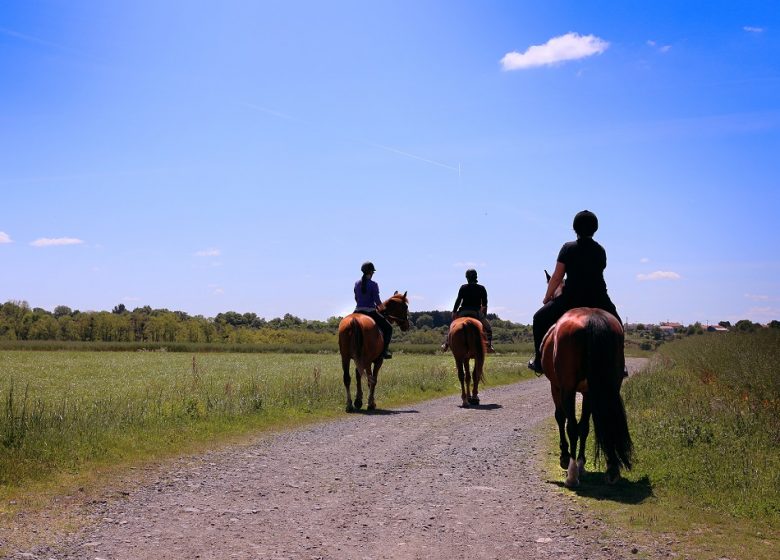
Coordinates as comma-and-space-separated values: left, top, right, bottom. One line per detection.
448, 317, 486, 407
542, 307, 632, 486
338, 314, 384, 412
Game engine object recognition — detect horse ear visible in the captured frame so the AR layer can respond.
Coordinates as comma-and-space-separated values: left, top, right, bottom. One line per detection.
403, 291, 407, 297
394, 290, 398, 295
545, 269, 551, 283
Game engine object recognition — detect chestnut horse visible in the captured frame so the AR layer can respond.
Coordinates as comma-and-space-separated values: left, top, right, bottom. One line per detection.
338, 291, 410, 412
541, 307, 632, 487
448, 317, 486, 407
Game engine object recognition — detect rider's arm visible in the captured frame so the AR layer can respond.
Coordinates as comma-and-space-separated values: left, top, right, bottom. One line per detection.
543, 261, 566, 304
452, 287, 463, 315
481, 286, 488, 315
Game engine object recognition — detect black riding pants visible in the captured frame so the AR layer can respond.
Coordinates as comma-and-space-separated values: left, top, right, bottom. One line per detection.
358, 310, 393, 351
532, 295, 621, 354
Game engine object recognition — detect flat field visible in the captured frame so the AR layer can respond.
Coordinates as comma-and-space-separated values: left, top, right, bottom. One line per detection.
0, 350, 533, 493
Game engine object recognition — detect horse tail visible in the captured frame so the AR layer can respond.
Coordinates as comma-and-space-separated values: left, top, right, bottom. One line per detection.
350, 317, 363, 360
584, 313, 633, 470
466, 320, 486, 381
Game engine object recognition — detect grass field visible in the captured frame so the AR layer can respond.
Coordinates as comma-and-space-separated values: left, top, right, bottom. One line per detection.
0, 350, 534, 497
545, 330, 779, 560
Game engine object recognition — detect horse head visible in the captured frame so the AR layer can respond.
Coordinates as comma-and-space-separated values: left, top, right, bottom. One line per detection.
384, 291, 410, 331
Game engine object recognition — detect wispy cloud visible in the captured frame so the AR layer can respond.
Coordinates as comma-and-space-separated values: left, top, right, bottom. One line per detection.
744, 293, 770, 301
0, 231, 12, 244
743, 26, 765, 33
647, 40, 672, 53
30, 237, 85, 247
640, 257, 650, 263
637, 271, 681, 281
501, 32, 609, 71
195, 248, 221, 257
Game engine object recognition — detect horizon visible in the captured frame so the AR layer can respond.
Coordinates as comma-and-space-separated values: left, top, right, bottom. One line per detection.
2, 2, 779, 326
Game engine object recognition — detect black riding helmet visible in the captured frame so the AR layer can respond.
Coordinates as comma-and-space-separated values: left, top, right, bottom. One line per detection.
465, 269, 478, 283
573, 210, 598, 237
361, 261, 376, 274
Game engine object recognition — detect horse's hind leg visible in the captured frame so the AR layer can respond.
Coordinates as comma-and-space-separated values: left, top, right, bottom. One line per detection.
469, 357, 483, 405
554, 406, 570, 469
577, 394, 591, 475
353, 366, 364, 410
563, 390, 581, 487
464, 361, 473, 405
456, 360, 468, 407
367, 363, 380, 411
342, 356, 354, 413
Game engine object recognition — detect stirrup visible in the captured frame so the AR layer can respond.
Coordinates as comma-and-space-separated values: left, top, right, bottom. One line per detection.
383, 350, 393, 359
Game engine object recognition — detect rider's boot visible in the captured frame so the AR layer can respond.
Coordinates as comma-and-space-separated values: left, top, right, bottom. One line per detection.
527, 351, 542, 373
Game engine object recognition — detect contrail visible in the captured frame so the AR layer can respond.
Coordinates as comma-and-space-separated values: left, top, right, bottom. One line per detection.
364, 142, 460, 172
243, 102, 460, 174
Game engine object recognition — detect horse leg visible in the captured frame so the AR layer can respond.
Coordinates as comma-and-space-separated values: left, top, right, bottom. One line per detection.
563, 390, 581, 488
456, 359, 468, 407
469, 356, 483, 405
367, 362, 380, 411
577, 394, 591, 476
464, 360, 473, 405
353, 366, 364, 410
342, 356, 354, 413
554, 406, 570, 469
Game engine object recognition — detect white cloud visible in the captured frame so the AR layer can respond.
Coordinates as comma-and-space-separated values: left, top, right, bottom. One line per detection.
0, 231, 12, 244
640, 257, 650, 263
213, 287, 224, 295
744, 293, 770, 301
637, 271, 681, 281
743, 26, 765, 33
647, 40, 671, 53
195, 248, 221, 257
501, 32, 609, 71
30, 237, 84, 247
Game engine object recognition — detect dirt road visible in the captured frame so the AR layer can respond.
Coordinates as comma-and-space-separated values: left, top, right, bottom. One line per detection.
25, 358, 665, 559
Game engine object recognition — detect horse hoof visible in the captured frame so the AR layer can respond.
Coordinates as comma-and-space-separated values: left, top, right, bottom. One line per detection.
468, 397, 480, 405
565, 458, 580, 488
367, 402, 376, 411
353, 399, 362, 410
346, 402, 354, 413
560, 455, 570, 470
461, 400, 470, 408
577, 458, 586, 476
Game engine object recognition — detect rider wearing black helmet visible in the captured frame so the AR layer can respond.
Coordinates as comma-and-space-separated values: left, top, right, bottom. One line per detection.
528, 210, 622, 372
354, 261, 394, 359
442, 268, 494, 352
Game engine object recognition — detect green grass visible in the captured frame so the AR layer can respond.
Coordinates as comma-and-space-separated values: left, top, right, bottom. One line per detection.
0, 351, 533, 494
543, 330, 779, 559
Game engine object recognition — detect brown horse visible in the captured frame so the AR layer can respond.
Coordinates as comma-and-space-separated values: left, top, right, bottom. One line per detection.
448, 316, 486, 407
541, 307, 632, 487
338, 291, 410, 412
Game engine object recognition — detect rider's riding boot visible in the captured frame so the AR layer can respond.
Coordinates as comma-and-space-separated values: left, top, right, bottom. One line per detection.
527, 352, 542, 373
440, 342, 449, 352
383, 346, 393, 359
487, 337, 495, 353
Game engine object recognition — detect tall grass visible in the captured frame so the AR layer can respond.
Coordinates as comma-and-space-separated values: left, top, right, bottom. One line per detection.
0, 351, 533, 490
622, 330, 780, 520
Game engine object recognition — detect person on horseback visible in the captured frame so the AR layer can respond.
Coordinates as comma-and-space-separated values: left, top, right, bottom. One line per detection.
528, 210, 623, 373
354, 261, 394, 359
441, 268, 494, 353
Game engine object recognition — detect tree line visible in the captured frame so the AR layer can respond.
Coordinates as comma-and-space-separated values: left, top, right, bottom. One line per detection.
0, 301, 532, 345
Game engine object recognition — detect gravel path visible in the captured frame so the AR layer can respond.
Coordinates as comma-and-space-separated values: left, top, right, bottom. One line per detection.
23, 358, 667, 560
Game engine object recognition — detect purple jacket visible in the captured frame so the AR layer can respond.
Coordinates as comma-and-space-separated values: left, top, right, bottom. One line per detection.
354, 278, 381, 310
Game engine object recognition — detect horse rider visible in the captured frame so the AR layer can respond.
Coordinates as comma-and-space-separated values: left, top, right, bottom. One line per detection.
528, 210, 623, 373
441, 268, 495, 353
354, 261, 394, 359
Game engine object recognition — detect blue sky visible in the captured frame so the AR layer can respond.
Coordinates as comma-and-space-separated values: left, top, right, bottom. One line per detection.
1, 1, 779, 325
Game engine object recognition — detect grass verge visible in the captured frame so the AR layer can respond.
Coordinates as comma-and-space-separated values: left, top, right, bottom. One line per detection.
542, 330, 779, 559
